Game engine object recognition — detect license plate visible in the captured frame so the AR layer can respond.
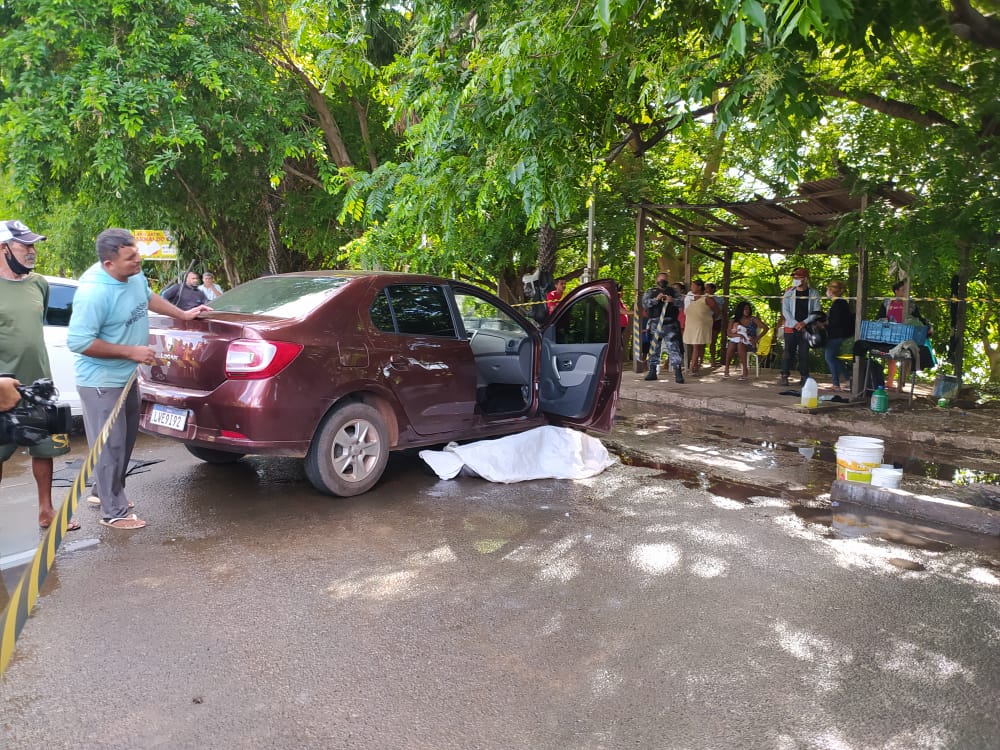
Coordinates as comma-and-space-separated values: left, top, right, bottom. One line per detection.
150, 404, 189, 431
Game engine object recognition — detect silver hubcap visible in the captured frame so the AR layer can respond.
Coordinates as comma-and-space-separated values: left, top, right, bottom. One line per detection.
331, 418, 381, 483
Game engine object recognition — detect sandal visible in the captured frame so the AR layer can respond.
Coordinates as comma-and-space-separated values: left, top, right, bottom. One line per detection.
99, 513, 146, 530
88, 495, 134, 509
39, 518, 81, 531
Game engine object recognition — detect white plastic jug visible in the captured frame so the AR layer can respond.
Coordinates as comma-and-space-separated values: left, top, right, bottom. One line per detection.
801, 377, 818, 408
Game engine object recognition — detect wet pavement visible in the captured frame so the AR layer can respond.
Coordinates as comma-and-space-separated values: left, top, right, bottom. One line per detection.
619, 365, 1000, 458
2, 412, 1000, 747
608, 398, 1000, 555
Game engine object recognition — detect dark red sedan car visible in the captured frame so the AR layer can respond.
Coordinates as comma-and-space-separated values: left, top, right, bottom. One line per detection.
138, 272, 622, 496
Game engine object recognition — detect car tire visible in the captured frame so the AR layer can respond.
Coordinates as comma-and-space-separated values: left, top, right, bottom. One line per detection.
184, 444, 246, 464
305, 402, 390, 497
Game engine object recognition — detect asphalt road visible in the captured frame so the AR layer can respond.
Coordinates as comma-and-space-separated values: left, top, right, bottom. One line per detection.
1, 427, 999, 749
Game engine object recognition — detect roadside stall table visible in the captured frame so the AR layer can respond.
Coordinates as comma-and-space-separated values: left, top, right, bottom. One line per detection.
853, 320, 930, 403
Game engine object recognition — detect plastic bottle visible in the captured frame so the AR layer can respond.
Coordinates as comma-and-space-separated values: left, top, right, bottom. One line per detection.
800, 377, 818, 408
870, 385, 889, 413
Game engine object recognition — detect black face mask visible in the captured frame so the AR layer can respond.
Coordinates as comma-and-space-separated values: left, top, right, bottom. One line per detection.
4, 247, 33, 276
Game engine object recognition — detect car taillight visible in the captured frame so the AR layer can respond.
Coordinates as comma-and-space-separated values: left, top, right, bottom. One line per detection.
225, 339, 303, 380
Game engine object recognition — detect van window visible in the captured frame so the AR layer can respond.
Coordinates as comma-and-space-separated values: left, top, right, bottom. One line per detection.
46, 283, 76, 326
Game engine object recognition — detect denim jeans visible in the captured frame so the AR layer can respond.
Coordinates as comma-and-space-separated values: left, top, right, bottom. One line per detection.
823, 337, 851, 386
781, 328, 810, 379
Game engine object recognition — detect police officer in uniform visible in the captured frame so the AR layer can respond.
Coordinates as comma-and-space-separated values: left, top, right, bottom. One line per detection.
641, 271, 685, 383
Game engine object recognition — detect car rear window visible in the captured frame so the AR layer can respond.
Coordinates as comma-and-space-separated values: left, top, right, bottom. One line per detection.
209, 276, 349, 317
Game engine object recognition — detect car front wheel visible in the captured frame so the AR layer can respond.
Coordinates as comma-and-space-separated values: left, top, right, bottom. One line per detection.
185, 444, 246, 464
305, 402, 389, 497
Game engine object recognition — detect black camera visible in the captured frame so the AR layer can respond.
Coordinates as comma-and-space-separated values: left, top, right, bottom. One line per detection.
0, 377, 73, 446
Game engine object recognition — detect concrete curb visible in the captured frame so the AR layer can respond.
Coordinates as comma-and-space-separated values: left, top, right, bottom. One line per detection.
619, 380, 1000, 456
830, 480, 1000, 536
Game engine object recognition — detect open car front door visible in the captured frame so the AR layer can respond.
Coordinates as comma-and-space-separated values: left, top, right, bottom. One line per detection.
538, 280, 622, 433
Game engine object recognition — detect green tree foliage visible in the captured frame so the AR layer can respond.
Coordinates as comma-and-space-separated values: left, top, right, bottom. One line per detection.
360, 0, 1000, 374
2, 0, 998, 379
0, 0, 404, 281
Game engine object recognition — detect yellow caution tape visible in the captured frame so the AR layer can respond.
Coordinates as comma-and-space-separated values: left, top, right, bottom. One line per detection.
0, 371, 138, 676
515, 293, 993, 307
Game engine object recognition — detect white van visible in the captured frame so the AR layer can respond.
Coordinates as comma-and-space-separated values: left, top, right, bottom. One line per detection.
41, 276, 81, 416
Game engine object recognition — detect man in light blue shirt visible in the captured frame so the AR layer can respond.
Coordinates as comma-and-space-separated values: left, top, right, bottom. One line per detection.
68, 228, 212, 529
198, 271, 225, 301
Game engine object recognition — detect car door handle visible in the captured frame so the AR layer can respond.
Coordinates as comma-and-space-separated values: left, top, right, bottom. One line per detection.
557, 358, 574, 371
389, 355, 409, 370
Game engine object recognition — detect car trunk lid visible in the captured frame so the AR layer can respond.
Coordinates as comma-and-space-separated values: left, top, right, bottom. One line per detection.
142, 313, 284, 391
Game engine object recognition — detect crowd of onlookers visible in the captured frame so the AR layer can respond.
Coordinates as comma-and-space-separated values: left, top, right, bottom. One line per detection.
628, 266, 931, 391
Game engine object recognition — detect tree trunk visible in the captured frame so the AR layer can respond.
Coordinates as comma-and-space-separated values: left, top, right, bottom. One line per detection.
263, 190, 282, 275
537, 222, 557, 277
220, 248, 240, 288
351, 95, 379, 171
496, 267, 520, 304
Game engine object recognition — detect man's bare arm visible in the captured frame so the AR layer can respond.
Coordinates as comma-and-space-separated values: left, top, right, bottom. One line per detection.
148, 293, 212, 320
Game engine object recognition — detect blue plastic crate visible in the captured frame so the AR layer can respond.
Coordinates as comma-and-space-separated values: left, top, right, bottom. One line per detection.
860, 319, 928, 346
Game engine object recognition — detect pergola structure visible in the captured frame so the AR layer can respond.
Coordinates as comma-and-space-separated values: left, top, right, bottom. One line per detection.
631, 177, 925, 391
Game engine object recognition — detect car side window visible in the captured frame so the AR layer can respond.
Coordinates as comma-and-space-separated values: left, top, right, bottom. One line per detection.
380, 284, 457, 338
45, 283, 76, 326
554, 294, 610, 345
369, 290, 395, 332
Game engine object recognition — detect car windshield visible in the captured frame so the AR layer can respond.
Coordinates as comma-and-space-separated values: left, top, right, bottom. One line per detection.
209, 276, 349, 317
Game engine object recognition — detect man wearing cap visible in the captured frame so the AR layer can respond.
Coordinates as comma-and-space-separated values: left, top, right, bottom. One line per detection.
68, 228, 213, 530
779, 267, 823, 387
198, 271, 225, 301
0, 220, 79, 531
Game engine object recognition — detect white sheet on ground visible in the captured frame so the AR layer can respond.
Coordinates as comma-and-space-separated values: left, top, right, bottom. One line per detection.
419, 425, 616, 483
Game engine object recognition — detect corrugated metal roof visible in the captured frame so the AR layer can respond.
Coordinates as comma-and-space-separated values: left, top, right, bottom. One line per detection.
640, 177, 915, 254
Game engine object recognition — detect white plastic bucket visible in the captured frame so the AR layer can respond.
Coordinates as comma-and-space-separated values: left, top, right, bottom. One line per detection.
835, 436, 885, 483
871, 467, 903, 488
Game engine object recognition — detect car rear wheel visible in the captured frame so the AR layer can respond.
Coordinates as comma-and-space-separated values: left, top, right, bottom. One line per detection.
305, 402, 389, 497
184, 445, 246, 464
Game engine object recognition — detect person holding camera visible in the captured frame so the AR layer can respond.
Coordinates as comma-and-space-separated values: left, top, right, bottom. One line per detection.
0, 376, 20, 412
68, 229, 212, 530
641, 271, 684, 383
0, 220, 79, 531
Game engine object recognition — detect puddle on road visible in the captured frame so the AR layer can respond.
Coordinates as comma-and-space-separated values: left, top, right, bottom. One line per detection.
616, 443, 1000, 561
622, 453, 820, 503
793, 502, 1000, 559
699, 424, 1000, 487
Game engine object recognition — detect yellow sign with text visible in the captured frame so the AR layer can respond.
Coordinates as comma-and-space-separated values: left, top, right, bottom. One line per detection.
133, 229, 178, 261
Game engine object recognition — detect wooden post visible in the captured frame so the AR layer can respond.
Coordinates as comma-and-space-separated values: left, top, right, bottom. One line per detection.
683, 234, 692, 370
633, 206, 646, 372
851, 195, 868, 400
722, 248, 733, 363
954, 242, 970, 380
